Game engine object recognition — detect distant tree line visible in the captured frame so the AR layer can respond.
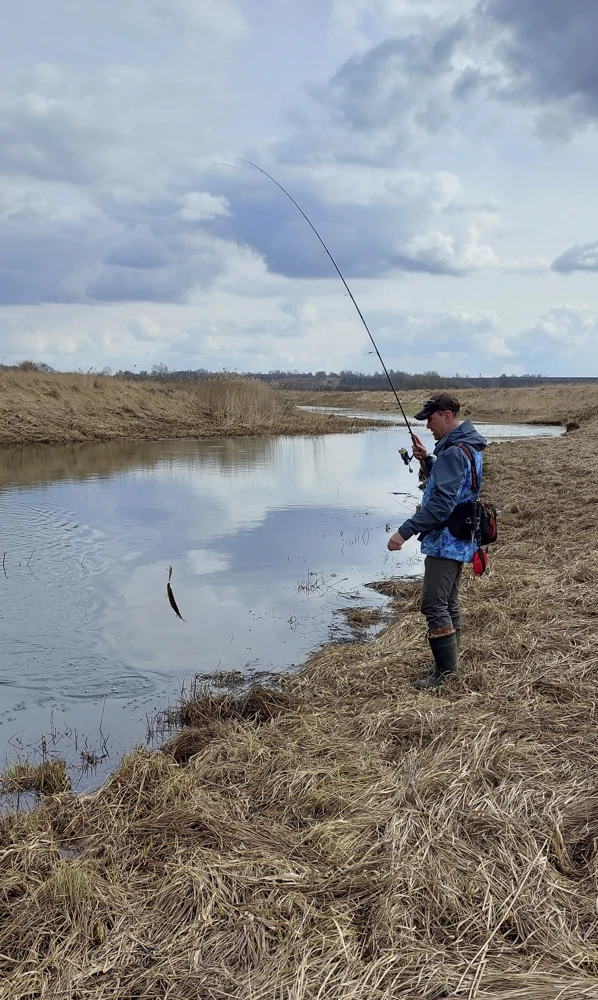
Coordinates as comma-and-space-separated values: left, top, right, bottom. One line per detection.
5, 360, 598, 389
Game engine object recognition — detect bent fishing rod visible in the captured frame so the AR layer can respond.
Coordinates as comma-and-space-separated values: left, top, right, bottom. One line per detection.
236, 159, 425, 476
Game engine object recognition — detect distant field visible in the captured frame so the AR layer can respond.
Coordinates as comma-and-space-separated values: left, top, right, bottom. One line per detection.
282, 384, 598, 425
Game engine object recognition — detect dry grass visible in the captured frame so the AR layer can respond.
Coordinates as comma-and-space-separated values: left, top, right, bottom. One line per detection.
3, 407, 598, 996
283, 383, 598, 425
1, 758, 71, 796
0, 370, 382, 448
335, 606, 387, 636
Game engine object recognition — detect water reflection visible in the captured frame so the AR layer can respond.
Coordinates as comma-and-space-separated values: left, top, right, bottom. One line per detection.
0, 420, 559, 784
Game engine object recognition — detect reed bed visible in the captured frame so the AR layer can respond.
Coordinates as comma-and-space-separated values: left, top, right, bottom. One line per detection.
1, 411, 598, 997
0, 370, 380, 448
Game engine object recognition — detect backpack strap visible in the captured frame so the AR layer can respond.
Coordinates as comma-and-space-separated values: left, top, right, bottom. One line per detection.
456, 443, 478, 493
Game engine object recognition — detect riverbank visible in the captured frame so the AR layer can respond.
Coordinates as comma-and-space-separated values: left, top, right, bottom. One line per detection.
281, 383, 598, 426
0, 370, 381, 447
2, 411, 598, 996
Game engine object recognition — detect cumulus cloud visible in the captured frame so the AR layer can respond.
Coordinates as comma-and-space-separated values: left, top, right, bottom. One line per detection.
198, 162, 502, 280
551, 240, 598, 274
394, 225, 498, 275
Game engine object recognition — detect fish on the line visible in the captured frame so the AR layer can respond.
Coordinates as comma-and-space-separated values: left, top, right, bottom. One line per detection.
167, 565, 185, 622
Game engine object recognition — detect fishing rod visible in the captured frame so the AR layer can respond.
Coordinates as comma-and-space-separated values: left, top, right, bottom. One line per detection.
236, 159, 426, 476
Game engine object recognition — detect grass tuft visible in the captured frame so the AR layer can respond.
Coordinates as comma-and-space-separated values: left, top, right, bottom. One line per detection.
1, 758, 71, 796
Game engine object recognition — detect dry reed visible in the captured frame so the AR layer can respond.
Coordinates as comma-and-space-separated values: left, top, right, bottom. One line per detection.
1, 399, 598, 997
0, 370, 381, 448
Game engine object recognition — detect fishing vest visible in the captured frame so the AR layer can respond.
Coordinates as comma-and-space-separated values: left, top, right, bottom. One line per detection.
420, 447, 484, 562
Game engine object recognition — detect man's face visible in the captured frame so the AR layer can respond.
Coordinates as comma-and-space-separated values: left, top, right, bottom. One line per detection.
427, 409, 452, 440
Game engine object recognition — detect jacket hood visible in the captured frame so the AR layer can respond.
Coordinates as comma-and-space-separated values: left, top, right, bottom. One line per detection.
434, 418, 487, 456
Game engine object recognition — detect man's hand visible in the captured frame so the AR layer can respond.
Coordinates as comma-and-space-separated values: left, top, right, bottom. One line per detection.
387, 531, 406, 552
411, 434, 429, 462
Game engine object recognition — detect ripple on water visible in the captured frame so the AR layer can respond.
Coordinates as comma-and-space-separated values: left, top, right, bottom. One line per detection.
0, 500, 110, 583
0, 650, 154, 701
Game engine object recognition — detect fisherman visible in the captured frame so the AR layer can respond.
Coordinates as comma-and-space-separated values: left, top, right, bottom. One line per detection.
387, 391, 487, 689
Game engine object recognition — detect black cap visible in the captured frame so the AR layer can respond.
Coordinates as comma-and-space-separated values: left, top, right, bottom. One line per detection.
414, 391, 461, 421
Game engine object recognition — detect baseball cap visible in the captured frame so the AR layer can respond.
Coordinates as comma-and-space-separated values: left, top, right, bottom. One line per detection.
414, 391, 461, 421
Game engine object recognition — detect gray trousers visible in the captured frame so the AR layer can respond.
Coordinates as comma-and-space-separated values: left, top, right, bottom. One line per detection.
420, 556, 463, 635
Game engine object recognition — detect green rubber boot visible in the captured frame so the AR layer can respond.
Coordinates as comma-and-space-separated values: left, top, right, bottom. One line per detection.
414, 631, 459, 690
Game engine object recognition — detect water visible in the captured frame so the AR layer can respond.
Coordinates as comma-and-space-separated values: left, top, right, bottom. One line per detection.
0, 418, 563, 787
297, 406, 566, 439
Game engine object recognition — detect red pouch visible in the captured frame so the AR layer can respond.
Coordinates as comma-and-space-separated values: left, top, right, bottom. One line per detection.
473, 548, 488, 576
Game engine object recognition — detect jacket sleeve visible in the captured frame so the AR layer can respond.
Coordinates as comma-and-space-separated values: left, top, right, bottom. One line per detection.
399, 446, 470, 540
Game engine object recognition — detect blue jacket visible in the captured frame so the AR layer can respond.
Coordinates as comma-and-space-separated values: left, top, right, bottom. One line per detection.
399, 420, 487, 563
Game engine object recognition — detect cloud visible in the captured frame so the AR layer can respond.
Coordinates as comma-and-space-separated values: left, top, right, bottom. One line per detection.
394, 225, 498, 275
86, 266, 188, 303
313, 2, 598, 162
479, 0, 598, 128
362, 303, 598, 377
511, 305, 598, 374
177, 192, 231, 222
0, 0, 597, 377
132, 0, 247, 38
128, 314, 162, 341
103, 224, 173, 269
199, 162, 501, 280
551, 240, 598, 274
0, 90, 115, 184
292, 19, 470, 167
500, 257, 550, 274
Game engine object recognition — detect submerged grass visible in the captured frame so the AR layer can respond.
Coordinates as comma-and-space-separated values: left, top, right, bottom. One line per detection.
2, 399, 598, 996
0, 370, 382, 448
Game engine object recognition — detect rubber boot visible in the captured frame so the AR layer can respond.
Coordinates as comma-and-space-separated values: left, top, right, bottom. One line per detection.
414, 632, 459, 690
423, 627, 460, 676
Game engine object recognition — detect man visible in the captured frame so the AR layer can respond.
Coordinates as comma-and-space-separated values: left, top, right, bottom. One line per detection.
387, 391, 487, 689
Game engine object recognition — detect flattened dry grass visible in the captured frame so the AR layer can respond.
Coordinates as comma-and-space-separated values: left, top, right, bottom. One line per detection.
2, 415, 598, 997
0, 370, 381, 447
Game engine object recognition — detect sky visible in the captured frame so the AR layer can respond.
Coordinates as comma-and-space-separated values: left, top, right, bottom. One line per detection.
1, 0, 597, 377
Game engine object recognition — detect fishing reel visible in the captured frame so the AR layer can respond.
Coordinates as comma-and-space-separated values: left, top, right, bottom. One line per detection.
399, 447, 414, 473
400, 446, 429, 491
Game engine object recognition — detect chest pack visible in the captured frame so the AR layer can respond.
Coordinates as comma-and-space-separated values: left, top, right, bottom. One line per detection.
443, 444, 498, 553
